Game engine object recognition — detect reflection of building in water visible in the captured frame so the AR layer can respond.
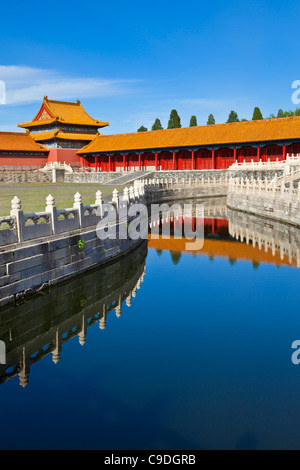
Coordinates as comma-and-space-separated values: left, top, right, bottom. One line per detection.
149, 197, 228, 238
227, 208, 300, 268
148, 198, 300, 268
0, 242, 147, 388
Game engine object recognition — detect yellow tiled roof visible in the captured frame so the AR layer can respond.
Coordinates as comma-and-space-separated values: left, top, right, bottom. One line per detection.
31, 131, 98, 142
78, 116, 300, 154
0, 132, 48, 152
18, 97, 109, 129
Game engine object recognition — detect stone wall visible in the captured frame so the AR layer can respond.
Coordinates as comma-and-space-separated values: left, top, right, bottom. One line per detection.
227, 177, 300, 227
0, 169, 52, 184
65, 171, 122, 184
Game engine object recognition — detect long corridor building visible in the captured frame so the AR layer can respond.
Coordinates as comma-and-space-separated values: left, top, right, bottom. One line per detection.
78, 116, 300, 171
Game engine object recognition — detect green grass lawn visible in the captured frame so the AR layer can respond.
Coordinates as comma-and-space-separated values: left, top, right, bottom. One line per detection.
0, 183, 124, 216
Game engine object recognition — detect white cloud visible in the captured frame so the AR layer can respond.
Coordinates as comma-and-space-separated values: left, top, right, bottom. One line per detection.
0, 65, 140, 105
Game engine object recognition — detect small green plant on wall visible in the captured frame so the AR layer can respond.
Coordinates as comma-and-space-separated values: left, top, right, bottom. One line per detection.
77, 240, 86, 251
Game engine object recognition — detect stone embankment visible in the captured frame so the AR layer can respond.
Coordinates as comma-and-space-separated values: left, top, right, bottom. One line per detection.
227, 176, 300, 227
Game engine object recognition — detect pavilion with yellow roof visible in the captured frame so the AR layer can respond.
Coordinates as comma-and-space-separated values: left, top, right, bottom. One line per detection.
18, 96, 109, 150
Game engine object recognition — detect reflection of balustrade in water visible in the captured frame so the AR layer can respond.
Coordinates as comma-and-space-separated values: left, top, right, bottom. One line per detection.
227, 209, 300, 267
0, 242, 148, 388
148, 198, 228, 239
147, 198, 300, 267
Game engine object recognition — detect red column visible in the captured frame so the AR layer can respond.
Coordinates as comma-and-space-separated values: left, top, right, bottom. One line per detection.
173, 151, 176, 170
139, 153, 141, 171
283, 143, 286, 161
257, 146, 261, 162
212, 148, 215, 169
123, 154, 126, 171
155, 152, 158, 171
178, 152, 182, 170
192, 150, 195, 169
109, 154, 112, 172
80, 156, 85, 168
234, 147, 237, 162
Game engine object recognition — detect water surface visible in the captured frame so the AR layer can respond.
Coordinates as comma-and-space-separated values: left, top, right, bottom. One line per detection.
0, 199, 300, 450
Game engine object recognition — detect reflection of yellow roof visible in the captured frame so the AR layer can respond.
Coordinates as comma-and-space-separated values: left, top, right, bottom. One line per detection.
148, 235, 297, 267
18, 97, 109, 129
0, 132, 48, 152
31, 131, 98, 142
78, 116, 300, 154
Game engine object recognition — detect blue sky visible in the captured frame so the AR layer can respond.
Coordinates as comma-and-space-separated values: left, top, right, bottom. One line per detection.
0, 0, 300, 134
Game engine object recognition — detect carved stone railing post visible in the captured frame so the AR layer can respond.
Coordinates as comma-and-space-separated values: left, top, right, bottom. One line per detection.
129, 186, 135, 204
95, 190, 103, 218
73, 192, 83, 227
45, 194, 58, 234
10, 196, 24, 243
112, 188, 119, 212
123, 187, 129, 204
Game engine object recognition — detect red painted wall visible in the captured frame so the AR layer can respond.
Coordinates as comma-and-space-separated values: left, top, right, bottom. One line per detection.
48, 148, 81, 167
0, 154, 48, 167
